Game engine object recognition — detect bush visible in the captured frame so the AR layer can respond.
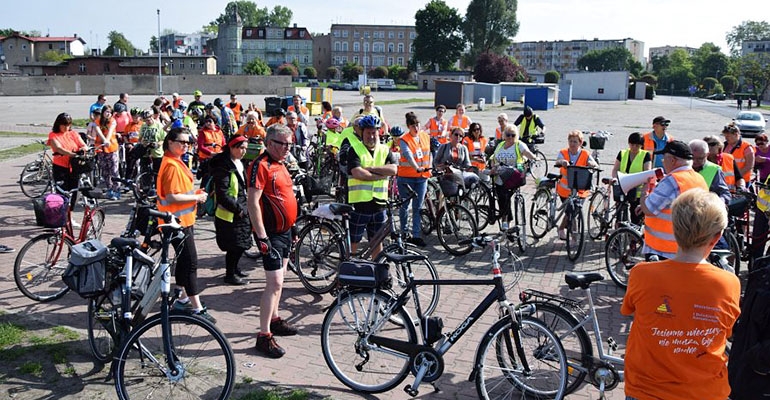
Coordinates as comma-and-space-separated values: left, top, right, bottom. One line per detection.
720, 75, 738, 94
544, 70, 560, 83
303, 67, 317, 79
276, 63, 298, 77
638, 74, 658, 86
473, 52, 529, 84
341, 62, 364, 82
243, 58, 271, 75
325, 66, 339, 80
371, 66, 389, 79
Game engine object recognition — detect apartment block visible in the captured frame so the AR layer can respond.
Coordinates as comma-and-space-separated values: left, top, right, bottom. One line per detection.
507, 38, 645, 75
160, 32, 215, 56
329, 24, 415, 70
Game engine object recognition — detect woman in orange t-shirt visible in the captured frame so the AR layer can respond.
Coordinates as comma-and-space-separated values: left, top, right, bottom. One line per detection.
236, 111, 266, 139
95, 105, 121, 199
48, 112, 87, 207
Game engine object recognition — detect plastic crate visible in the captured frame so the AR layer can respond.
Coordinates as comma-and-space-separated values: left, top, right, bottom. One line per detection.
566, 166, 593, 191
589, 135, 607, 150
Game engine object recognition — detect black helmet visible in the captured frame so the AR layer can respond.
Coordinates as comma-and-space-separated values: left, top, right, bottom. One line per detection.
273, 108, 286, 117
523, 106, 533, 117
205, 103, 214, 110
213, 98, 224, 108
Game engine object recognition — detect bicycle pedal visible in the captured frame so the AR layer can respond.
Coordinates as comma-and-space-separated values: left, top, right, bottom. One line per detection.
607, 337, 618, 351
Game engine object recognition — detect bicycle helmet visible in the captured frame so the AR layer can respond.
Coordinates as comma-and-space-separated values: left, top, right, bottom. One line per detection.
170, 119, 184, 129
523, 106, 533, 117
213, 98, 224, 108
389, 125, 405, 137
141, 109, 153, 119
177, 100, 187, 111
193, 90, 203, 97
130, 107, 143, 116
189, 108, 204, 120
358, 115, 382, 129
325, 118, 341, 130
205, 103, 214, 110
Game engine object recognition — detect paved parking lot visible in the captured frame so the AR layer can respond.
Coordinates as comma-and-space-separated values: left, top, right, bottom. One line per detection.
0, 92, 749, 399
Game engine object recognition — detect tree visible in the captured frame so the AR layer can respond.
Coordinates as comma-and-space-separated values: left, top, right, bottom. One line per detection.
342, 62, 364, 82
463, 0, 520, 67
544, 70, 560, 83
701, 77, 719, 92
413, 0, 464, 71
0, 28, 41, 37
739, 53, 770, 104
726, 20, 770, 57
303, 67, 317, 78
325, 66, 339, 79
205, 1, 294, 33
658, 49, 696, 93
276, 63, 298, 77
291, 58, 300, 69
371, 66, 389, 79
243, 58, 271, 75
577, 47, 643, 76
473, 52, 528, 83
39, 50, 71, 62
104, 31, 135, 56
691, 43, 729, 82
638, 74, 658, 86
149, 36, 158, 54
720, 75, 738, 93
388, 64, 406, 83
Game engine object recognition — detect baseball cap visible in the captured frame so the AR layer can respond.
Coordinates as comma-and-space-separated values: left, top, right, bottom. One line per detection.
652, 116, 670, 125
653, 140, 692, 160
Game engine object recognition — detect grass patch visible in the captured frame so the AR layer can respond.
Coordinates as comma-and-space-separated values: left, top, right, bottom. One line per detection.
0, 322, 26, 348
0, 131, 47, 137
0, 142, 46, 162
71, 118, 90, 128
235, 388, 310, 400
18, 361, 43, 377
28, 335, 55, 345
377, 97, 432, 105
50, 347, 68, 364
52, 326, 79, 341
395, 84, 419, 90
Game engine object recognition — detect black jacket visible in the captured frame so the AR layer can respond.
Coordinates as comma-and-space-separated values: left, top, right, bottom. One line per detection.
210, 151, 251, 252
728, 259, 770, 399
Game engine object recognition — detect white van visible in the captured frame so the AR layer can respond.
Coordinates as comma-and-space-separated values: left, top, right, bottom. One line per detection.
368, 78, 397, 90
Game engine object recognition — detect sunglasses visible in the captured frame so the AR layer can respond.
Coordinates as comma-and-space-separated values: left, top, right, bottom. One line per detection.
452, 133, 464, 137
505, 134, 516, 138
173, 140, 192, 146
659, 122, 669, 127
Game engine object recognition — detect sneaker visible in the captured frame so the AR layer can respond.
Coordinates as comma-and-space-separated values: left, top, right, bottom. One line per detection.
406, 237, 427, 247
558, 229, 567, 241
235, 269, 250, 278
193, 309, 217, 324
244, 250, 260, 259
173, 300, 194, 312
224, 275, 247, 286
256, 334, 285, 358
500, 222, 510, 231
270, 318, 298, 336
0, 245, 14, 254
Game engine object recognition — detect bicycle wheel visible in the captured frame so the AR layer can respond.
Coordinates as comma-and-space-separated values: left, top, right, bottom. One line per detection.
527, 150, 549, 180
475, 316, 567, 400
605, 227, 644, 289
321, 290, 417, 393
514, 193, 528, 253
87, 292, 119, 363
13, 232, 72, 302
527, 301, 592, 395
565, 205, 585, 261
293, 221, 344, 294
19, 160, 51, 198
437, 204, 478, 256
467, 182, 493, 230
529, 189, 551, 239
376, 244, 440, 320
136, 171, 157, 198
723, 230, 741, 276
419, 208, 433, 236
586, 189, 609, 240
114, 312, 236, 400
85, 208, 106, 241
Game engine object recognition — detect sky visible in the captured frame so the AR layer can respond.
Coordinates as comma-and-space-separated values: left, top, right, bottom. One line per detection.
3, 0, 764, 57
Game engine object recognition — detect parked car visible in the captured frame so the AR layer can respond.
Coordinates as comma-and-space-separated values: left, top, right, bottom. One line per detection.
307, 79, 319, 87
706, 93, 726, 100
733, 111, 767, 137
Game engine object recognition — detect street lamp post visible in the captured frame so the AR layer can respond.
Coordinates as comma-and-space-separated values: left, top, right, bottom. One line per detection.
157, 9, 162, 95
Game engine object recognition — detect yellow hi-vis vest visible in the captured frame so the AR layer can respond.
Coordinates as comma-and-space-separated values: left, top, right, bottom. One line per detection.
620, 149, 649, 198
215, 171, 239, 222
697, 161, 720, 188
347, 140, 389, 204
757, 176, 770, 213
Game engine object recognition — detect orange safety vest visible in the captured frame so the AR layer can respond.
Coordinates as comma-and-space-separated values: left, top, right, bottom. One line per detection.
643, 168, 707, 255
450, 115, 471, 130
719, 153, 737, 190
156, 155, 197, 228
95, 120, 119, 153
725, 140, 752, 182
427, 117, 448, 144
398, 131, 431, 178
197, 128, 224, 160
495, 127, 504, 141
227, 102, 243, 122
557, 149, 591, 198
288, 105, 309, 116
643, 131, 673, 167
464, 136, 488, 170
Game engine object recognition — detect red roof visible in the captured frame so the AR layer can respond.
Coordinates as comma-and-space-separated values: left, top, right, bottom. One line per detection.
1, 33, 85, 44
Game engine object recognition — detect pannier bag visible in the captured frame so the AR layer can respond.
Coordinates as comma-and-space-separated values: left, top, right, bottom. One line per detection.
62, 239, 109, 298
338, 260, 391, 289
33, 193, 69, 228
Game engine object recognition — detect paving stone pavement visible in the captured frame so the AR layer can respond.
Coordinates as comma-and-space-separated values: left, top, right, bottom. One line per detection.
0, 94, 745, 399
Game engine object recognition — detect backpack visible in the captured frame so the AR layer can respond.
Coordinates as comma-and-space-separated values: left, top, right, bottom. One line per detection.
201, 176, 217, 217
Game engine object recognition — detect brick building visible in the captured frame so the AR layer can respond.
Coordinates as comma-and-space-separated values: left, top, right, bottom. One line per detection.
0, 32, 85, 74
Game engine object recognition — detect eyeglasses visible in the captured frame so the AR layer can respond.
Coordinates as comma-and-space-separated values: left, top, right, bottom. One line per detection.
505, 134, 516, 138
173, 140, 191, 146
270, 139, 291, 147
471, 128, 480, 132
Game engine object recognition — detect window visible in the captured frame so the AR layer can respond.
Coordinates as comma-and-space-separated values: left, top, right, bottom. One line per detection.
332, 30, 339, 37
388, 57, 393, 66
246, 29, 252, 37
300, 31, 305, 38
104, 63, 110, 72
388, 43, 394, 53
380, 31, 385, 39
409, 32, 416, 39
373, 55, 385, 66
353, 56, 359, 64
398, 32, 404, 39
179, 61, 184, 70
304, 55, 309, 63
334, 41, 341, 51
364, 31, 370, 39
333, 56, 339, 65
258, 30, 264, 38
398, 43, 404, 53
342, 42, 348, 51
48, 43, 53, 50
354, 31, 360, 38
79, 63, 86, 72
353, 42, 360, 52
363, 42, 370, 53
286, 31, 291, 38
388, 31, 394, 39
341, 56, 348, 63
397, 57, 404, 66
342, 30, 348, 37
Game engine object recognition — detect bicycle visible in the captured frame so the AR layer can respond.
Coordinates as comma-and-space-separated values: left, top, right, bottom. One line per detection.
293, 188, 440, 320
465, 172, 528, 252
520, 134, 549, 180
111, 210, 236, 400
19, 139, 53, 198
14, 178, 106, 302
320, 232, 568, 399
530, 165, 599, 261
586, 176, 639, 240
519, 273, 624, 398
419, 169, 479, 256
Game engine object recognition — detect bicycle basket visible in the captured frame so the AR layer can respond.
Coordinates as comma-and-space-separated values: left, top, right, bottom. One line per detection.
71, 156, 95, 176
33, 192, 69, 228
728, 196, 749, 218
589, 135, 607, 150
566, 166, 593, 191
338, 260, 391, 289
62, 239, 109, 298
531, 134, 545, 144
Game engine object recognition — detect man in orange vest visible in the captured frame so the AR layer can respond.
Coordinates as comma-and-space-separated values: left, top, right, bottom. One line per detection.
643, 116, 673, 170
423, 104, 448, 145
287, 95, 309, 125
640, 140, 708, 260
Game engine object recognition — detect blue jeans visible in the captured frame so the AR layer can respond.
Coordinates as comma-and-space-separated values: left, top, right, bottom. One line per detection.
397, 177, 427, 238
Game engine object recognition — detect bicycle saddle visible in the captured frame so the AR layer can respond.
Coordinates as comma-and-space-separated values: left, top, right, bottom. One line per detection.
546, 173, 561, 180
328, 203, 354, 216
565, 272, 604, 290
111, 237, 141, 249
380, 252, 426, 264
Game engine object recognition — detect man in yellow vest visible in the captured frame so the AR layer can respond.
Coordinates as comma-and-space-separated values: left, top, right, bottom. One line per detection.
347, 116, 397, 257
640, 140, 708, 260
513, 106, 546, 144
689, 139, 731, 205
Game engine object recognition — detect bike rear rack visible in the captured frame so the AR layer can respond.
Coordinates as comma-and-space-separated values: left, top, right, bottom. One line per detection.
519, 289, 583, 314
